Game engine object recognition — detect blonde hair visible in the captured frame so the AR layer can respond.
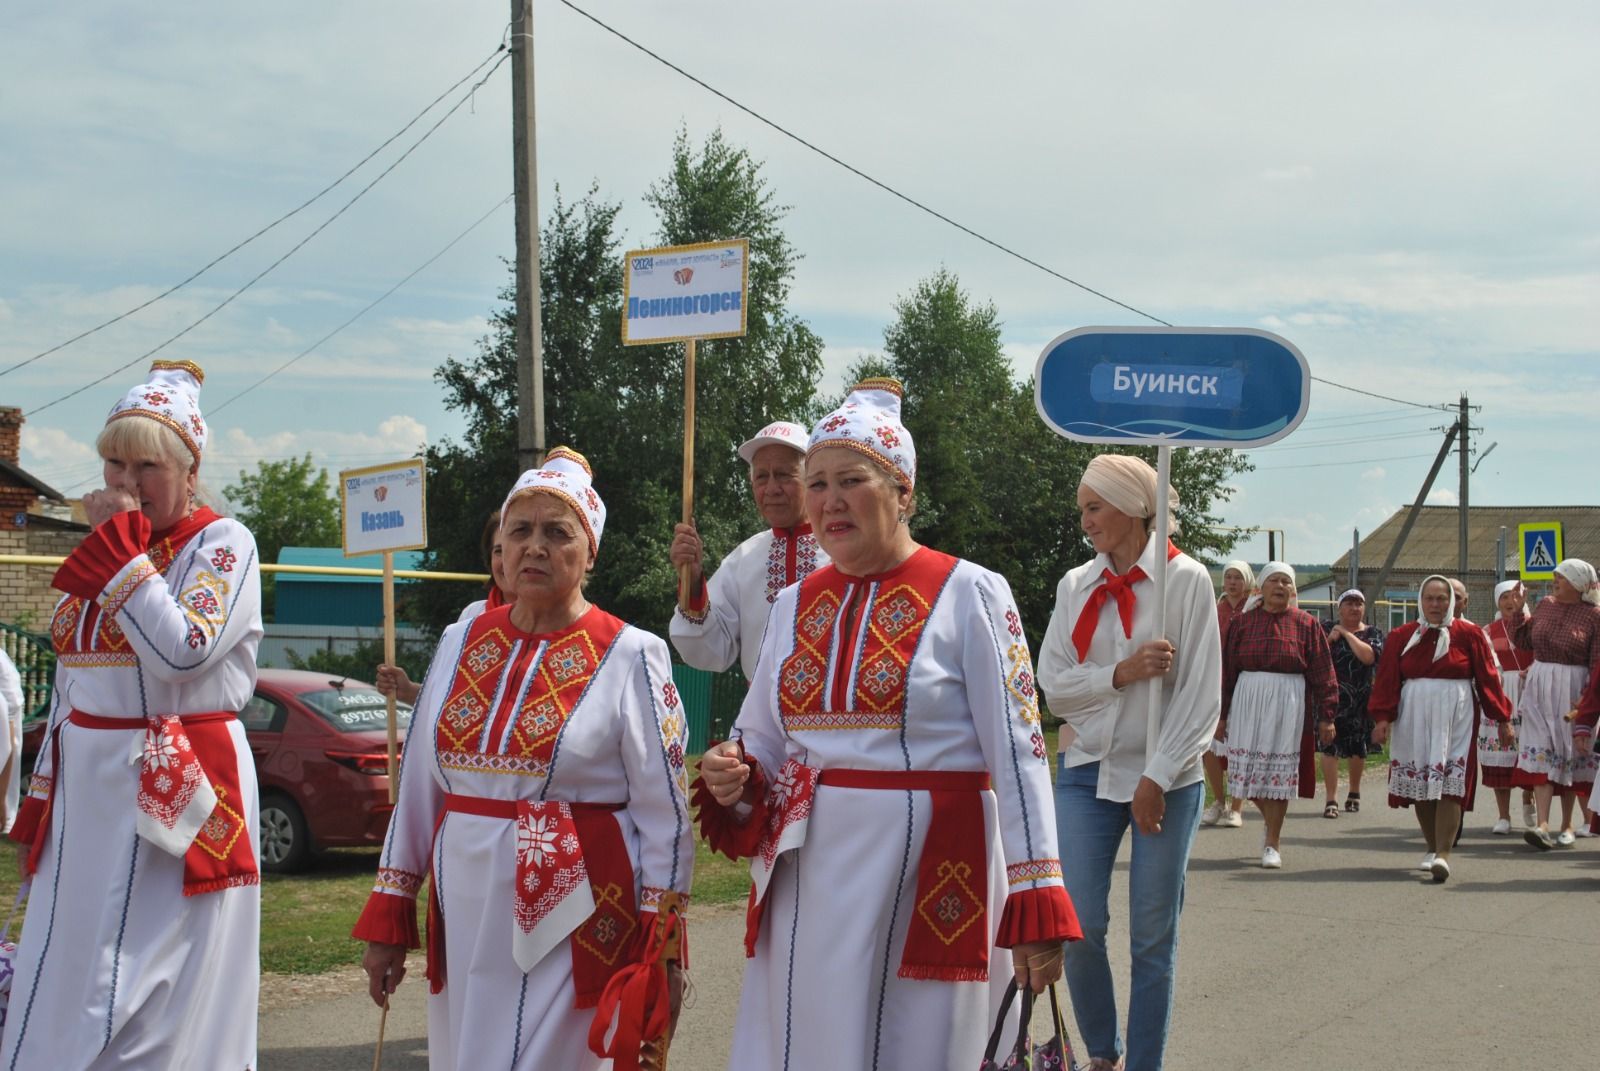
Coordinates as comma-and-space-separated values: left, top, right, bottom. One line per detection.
96, 415, 197, 474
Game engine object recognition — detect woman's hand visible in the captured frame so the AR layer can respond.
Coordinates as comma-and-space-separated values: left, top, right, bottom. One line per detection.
1318, 719, 1337, 746
1011, 940, 1063, 995
374, 663, 421, 706
668, 522, 705, 587
698, 741, 750, 808
1113, 640, 1176, 688
82, 487, 140, 527
1499, 720, 1518, 748
1370, 721, 1391, 747
1575, 730, 1592, 756
1212, 718, 1227, 742
1131, 776, 1165, 835
362, 942, 408, 1007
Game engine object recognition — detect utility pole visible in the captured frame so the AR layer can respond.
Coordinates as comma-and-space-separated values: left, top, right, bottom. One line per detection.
1457, 394, 1469, 575
1370, 422, 1460, 623
510, 0, 546, 472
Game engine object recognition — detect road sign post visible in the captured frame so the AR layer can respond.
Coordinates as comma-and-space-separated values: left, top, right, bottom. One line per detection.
1035, 326, 1310, 757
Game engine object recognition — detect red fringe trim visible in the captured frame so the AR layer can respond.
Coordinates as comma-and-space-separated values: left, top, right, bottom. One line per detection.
183, 872, 260, 897
8, 795, 45, 849
690, 754, 768, 860
351, 890, 422, 951
995, 886, 1083, 947
896, 963, 990, 982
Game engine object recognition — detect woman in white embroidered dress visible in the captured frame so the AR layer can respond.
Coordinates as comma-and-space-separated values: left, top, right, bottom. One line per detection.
2, 360, 262, 1070
697, 379, 1078, 1071
355, 448, 693, 1071
1369, 576, 1512, 881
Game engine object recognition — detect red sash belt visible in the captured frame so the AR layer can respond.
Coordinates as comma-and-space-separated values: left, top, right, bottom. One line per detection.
425, 793, 637, 1008
24, 710, 257, 896
822, 767, 993, 982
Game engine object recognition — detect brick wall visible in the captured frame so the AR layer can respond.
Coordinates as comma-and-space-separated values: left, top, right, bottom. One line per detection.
0, 407, 21, 466
0, 526, 87, 630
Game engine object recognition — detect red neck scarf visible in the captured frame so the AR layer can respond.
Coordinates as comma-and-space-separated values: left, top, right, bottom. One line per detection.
1071, 541, 1180, 661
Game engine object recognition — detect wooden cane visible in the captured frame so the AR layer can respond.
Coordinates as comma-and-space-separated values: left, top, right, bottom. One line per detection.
642, 892, 687, 1071
372, 998, 389, 1071
383, 550, 398, 804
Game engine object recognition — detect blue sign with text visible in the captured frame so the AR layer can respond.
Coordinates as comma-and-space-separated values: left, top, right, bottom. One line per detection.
1035, 327, 1310, 447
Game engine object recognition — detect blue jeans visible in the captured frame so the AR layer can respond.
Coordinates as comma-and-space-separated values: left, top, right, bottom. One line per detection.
1054, 762, 1203, 1071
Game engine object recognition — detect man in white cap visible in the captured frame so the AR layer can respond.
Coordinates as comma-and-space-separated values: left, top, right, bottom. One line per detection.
670, 421, 827, 679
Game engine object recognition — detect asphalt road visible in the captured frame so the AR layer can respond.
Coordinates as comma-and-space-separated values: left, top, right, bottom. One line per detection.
261, 797, 1598, 1068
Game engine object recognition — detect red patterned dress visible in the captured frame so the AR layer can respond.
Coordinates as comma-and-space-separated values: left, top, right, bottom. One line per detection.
1511, 598, 1600, 789
699, 547, 1078, 1069
1210, 596, 1250, 757
352, 604, 693, 1070
1479, 613, 1535, 787
1221, 606, 1338, 800
1370, 620, 1511, 807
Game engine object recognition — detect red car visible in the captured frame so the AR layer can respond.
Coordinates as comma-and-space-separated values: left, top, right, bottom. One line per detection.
242, 668, 412, 873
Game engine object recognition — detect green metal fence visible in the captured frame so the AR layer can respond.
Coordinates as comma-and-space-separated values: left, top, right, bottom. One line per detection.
670, 663, 748, 753
0, 621, 54, 720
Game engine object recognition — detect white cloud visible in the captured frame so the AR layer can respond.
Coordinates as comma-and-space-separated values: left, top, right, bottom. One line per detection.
1361, 466, 1386, 481
17, 425, 100, 490
1426, 488, 1459, 506
211, 414, 428, 476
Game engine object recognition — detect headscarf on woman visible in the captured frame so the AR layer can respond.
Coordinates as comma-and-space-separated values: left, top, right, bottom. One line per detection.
1243, 561, 1294, 614
1555, 559, 1600, 607
1401, 574, 1457, 662
1079, 453, 1180, 531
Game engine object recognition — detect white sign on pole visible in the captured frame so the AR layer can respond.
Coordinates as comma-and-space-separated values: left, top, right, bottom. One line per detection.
621, 239, 750, 346
339, 458, 428, 556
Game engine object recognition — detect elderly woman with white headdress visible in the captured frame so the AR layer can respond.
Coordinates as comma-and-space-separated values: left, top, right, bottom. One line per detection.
1200, 560, 1254, 829
1480, 579, 1534, 834
1219, 562, 1338, 869
697, 378, 1078, 1071
1511, 558, 1600, 849
1037, 452, 1221, 1071
2, 360, 263, 1068
1369, 576, 1512, 881
354, 447, 694, 1071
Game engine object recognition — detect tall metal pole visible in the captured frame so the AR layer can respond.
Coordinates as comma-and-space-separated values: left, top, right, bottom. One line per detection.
1457, 394, 1469, 575
1370, 422, 1459, 623
511, 0, 546, 472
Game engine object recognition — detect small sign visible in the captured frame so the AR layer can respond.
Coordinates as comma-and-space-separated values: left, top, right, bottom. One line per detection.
339, 458, 427, 556
1035, 326, 1310, 447
1518, 522, 1563, 581
622, 239, 750, 345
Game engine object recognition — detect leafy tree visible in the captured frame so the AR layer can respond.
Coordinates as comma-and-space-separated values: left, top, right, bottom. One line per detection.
420, 131, 824, 638
843, 270, 1250, 650
224, 454, 340, 617
284, 636, 429, 686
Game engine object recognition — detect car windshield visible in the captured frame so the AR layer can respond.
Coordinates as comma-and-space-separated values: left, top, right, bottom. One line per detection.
296, 685, 413, 733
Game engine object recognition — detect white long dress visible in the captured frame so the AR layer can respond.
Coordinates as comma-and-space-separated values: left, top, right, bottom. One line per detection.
353, 604, 695, 1071
1, 509, 262, 1070
0, 650, 22, 832
714, 548, 1076, 1071
669, 524, 826, 679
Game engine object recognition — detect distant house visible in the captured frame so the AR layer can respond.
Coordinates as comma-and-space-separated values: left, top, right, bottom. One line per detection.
1331, 506, 1600, 628
0, 406, 90, 628
273, 546, 427, 628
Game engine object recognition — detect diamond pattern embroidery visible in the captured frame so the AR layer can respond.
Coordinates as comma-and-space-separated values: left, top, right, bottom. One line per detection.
915, 861, 984, 946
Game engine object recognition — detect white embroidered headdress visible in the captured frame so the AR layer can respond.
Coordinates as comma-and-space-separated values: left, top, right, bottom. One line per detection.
501, 446, 606, 555
106, 360, 207, 463
1402, 574, 1456, 662
807, 377, 915, 488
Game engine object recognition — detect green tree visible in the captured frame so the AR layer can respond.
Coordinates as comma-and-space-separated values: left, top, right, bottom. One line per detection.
846, 269, 1250, 648
420, 131, 824, 638
224, 454, 340, 617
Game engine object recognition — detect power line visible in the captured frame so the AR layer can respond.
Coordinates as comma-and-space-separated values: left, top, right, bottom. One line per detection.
210, 193, 514, 415
26, 51, 511, 419
0, 45, 507, 381
1308, 375, 1453, 412
1244, 429, 1442, 453
1250, 451, 1436, 472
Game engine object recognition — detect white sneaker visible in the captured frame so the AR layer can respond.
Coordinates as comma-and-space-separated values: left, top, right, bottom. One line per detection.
1556, 830, 1577, 847
1261, 846, 1282, 869
1523, 802, 1538, 829
1221, 809, 1244, 828
1429, 856, 1451, 884
1417, 852, 1436, 872
1201, 802, 1225, 826
1491, 818, 1512, 835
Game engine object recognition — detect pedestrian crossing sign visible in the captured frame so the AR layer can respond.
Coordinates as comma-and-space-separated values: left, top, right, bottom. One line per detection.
1518, 522, 1563, 580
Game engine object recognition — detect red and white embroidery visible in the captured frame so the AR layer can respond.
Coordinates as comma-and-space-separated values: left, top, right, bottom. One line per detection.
510, 801, 596, 973
751, 759, 819, 905
133, 715, 219, 857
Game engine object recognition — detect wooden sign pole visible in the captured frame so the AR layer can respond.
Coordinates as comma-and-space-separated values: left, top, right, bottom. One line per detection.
677, 338, 697, 610
1146, 446, 1172, 761
382, 550, 399, 804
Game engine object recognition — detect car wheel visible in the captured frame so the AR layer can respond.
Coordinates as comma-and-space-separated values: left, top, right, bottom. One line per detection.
259, 792, 312, 874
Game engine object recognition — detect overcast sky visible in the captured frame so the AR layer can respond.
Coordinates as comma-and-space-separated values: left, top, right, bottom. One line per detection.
3, 2, 1595, 567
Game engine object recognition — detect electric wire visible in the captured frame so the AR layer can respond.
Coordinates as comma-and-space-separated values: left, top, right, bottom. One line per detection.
25, 51, 511, 418
209, 192, 514, 415
0, 45, 507, 381
555, 0, 1455, 415
1250, 451, 1437, 472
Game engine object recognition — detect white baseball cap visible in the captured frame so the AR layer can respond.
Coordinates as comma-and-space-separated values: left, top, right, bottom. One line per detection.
738, 421, 810, 464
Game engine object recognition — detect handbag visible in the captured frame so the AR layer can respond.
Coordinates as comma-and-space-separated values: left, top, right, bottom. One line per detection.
978, 978, 1081, 1071
0, 884, 28, 1032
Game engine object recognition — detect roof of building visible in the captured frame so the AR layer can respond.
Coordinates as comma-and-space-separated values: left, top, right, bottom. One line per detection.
275, 546, 427, 584
0, 457, 64, 500
1332, 506, 1600, 574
